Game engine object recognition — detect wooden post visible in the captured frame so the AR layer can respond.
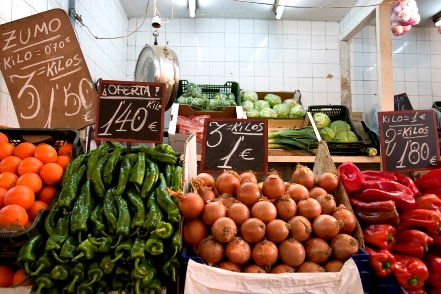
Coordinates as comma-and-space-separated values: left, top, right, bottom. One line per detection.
340, 41, 352, 111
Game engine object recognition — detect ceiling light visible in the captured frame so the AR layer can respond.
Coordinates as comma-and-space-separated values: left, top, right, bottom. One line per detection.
189, 0, 196, 18
433, 12, 441, 26
274, 0, 294, 20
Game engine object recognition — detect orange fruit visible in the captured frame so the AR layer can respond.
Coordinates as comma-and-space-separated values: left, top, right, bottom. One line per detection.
58, 143, 73, 158
37, 186, 57, 205
0, 143, 15, 161
17, 157, 43, 176
39, 163, 64, 186
12, 269, 34, 287
24, 221, 32, 229
16, 173, 43, 195
4, 185, 35, 211
0, 132, 8, 144
0, 265, 15, 287
56, 155, 71, 171
27, 200, 48, 222
13, 142, 37, 159
0, 188, 6, 208
0, 156, 22, 174
0, 172, 19, 190
0, 204, 28, 227
34, 144, 57, 164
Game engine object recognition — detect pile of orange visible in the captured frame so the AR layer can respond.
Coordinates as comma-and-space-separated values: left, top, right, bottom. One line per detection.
0, 266, 34, 287
0, 131, 72, 228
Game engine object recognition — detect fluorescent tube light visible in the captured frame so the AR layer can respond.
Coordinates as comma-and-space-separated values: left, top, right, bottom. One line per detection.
275, 0, 291, 20
189, 0, 196, 18
276, 5, 284, 19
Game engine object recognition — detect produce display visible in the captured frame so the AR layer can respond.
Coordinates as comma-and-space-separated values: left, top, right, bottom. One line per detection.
267, 126, 318, 154
176, 82, 237, 111
242, 91, 305, 119
313, 113, 358, 143
390, 0, 420, 36
9, 142, 183, 294
339, 162, 441, 293
181, 165, 360, 274
176, 114, 210, 143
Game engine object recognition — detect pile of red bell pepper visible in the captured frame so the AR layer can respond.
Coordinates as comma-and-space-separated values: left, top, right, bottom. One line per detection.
338, 162, 441, 293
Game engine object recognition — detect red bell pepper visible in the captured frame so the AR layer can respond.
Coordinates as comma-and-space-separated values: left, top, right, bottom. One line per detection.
423, 255, 441, 289
350, 198, 400, 226
393, 254, 429, 291
415, 169, 441, 193
392, 230, 434, 258
362, 180, 413, 196
431, 234, 441, 251
364, 246, 395, 277
362, 224, 396, 250
406, 289, 427, 294
393, 172, 420, 197
422, 188, 441, 198
359, 188, 415, 212
361, 170, 397, 182
338, 162, 365, 193
415, 194, 441, 214
429, 288, 441, 294
397, 209, 441, 236
349, 198, 397, 212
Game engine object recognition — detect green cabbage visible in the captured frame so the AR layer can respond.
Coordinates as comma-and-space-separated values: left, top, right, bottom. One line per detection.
190, 98, 206, 110
283, 99, 299, 107
313, 112, 331, 129
334, 130, 359, 142
330, 120, 351, 134
273, 104, 290, 118
289, 105, 306, 118
319, 127, 336, 141
176, 96, 188, 104
246, 108, 260, 118
226, 99, 237, 106
259, 108, 277, 118
206, 99, 223, 111
242, 100, 255, 112
264, 94, 282, 107
242, 91, 258, 102
226, 93, 235, 100
255, 100, 270, 111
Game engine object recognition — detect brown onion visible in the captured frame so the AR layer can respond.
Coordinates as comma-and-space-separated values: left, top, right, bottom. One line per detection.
251, 240, 278, 270
225, 237, 251, 265
211, 217, 237, 243
265, 219, 290, 243
296, 261, 325, 273
198, 235, 224, 264
202, 200, 227, 226
172, 191, 205, 220
285, 183, 309, 203
240, 218, 266, 243
239, 170, 258, 184
243, 264, 265, 273
271, 264, 295, 273
218, 194, 236, 208
316, 194, 337, 215
236, 182, 262, 207
291, 164, 316, 190
183, 218, 209, 250
312, 215, 341, 240
274, 196, 297, 221
262, 171, 286, 199
331, 234, 359, 261
216, 170, 241, 195
195, 173, 216, 189
227, 202, 250, 226
324, 260, 344, 272
304, 238, 332, 264
332, 204, 357, 234
297, 197, 322, 220
191, 177, 216, 202
287, 216, 312, 242
251, 200, 277, 224
308, 187, 328, 199
217, 261, 241, 272
317, 172, 339, 194
278, 238, 305, 267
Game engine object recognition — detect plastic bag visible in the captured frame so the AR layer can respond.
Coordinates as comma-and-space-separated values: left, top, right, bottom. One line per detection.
362, 104, 380, 135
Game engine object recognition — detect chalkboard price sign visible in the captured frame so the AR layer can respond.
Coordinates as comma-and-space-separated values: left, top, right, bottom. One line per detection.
200, 119, 268, 174
95, 80, 166, 143
394, 93, 413, 111
378, 110, 440, 172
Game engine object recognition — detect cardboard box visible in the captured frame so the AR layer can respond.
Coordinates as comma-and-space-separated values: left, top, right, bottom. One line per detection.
168, 103, 244, 154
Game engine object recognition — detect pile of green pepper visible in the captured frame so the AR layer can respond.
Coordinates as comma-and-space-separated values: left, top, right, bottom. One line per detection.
17, 142, 183, 294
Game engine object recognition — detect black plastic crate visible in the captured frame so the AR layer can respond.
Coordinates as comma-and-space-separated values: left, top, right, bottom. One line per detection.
371, 275, 404, 294
432, 101, 441, 111
308, 105, 364, 155
361, 121, 380, 155
177, 80, 241, 106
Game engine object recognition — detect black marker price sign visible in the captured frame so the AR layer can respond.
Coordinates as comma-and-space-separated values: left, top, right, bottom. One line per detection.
379, 110, 440, 172
394, 93, 413, 111
95, 80, 166, 143
200, 119, 268, 174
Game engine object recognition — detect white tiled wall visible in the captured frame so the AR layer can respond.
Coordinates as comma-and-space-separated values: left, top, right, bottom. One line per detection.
127, 18, 343, 109
0, 0, 128, 127
350, 25, 441, 112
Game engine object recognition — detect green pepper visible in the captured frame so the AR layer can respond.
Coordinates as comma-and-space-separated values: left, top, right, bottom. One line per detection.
115, 153, 137, 195
63, 261, 86, 294
71, 239, 97, 262
145, 277, 162, 294
112, 195, 131, 248
111, 277, 125, 294
58, 165, 87, 213
61, 153, 88, 188
51, 263, 72, 280
129, 151, 146, 187
114, 237, 134, 262
87, 235, 112, 253
47, 285, 62, 294
140, 158, 159, 199
52, 236, 78, 263
127, 187, 146, 233
103, 144, 125, 186
164, 164, 174, 187
142, 191, 163, 235
145, 235, 164, 256
33, 273, 55, 294
115, 264, 131, 280
170, 229, 182, 259
154, 143, 180, 156
89, 204, 111, 237
151, 221, 173, 239
44, 203, 61, 236
99, 253, 123, 275
139, 145, 177, 164
91, 151, 111, 198
76, 280, 94, 294
17, 234, 43, 275
71, 181, 92, 239
103, 187, 118, 235
130, 236, 148, 275
155, 174, 181, 223
141, 265, 157, 289
82, 263, 103, 287
161, 254, 180, 282
125, 281, 136, 294
171, 165, 183, 193
96, 278, 111, 294
45, 213, 70, 251
131, 260, 150, 294
30, 249, 54, 277
86, 143, 109, 181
